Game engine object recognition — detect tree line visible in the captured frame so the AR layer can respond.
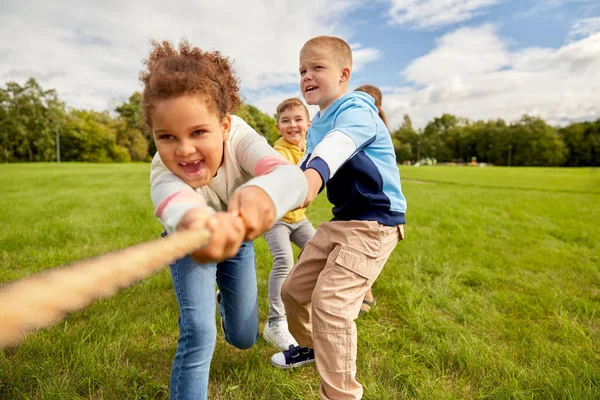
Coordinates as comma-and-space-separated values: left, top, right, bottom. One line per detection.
1, 78, 598, 166
392, 113, 599, 167
0, 78, 278, 163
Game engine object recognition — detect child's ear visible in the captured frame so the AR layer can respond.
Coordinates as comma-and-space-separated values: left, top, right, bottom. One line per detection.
221, 114, 232, 141
307, 120, 311, 128
340, 67, 351, 83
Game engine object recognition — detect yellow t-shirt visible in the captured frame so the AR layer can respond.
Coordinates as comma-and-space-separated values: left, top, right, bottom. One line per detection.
273, 137, 307, 223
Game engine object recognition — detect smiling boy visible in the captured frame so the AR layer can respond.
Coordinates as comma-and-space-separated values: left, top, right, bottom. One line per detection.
271, 36, 407, 400
262, 98, 316, 350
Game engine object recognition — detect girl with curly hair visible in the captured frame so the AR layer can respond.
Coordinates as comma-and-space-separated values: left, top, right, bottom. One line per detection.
142, 39, 307, 399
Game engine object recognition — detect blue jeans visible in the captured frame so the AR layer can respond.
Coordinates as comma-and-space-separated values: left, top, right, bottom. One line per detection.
168, 241, 259, 400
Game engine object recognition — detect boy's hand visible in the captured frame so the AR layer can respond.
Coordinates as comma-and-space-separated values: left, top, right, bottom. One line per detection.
228, 186, 276, 240
302, 168, 322, 208
177, 208, 246, 264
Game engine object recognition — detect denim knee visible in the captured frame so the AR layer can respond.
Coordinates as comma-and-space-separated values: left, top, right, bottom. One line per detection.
226, 330, 258, 350
180, 310, 217, 349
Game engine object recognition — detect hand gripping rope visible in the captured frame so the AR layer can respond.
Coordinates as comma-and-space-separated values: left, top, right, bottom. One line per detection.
0, 228, 211, 348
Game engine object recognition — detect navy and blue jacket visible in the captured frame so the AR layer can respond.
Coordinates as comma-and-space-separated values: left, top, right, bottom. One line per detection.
300, 91, 407, 226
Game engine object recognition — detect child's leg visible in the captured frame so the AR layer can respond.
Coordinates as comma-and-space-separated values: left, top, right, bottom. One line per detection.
169, 255, 218, 400
216, 241, 259, 349
281, 225, 331, 348
263, 222, 295, 323
360, 287, 375, 313
290, 218, 316, 250
311, 221, 402, 400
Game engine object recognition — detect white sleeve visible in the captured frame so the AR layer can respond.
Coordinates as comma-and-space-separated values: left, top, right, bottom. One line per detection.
229, 116, 308, 219
149, 153, 213, 233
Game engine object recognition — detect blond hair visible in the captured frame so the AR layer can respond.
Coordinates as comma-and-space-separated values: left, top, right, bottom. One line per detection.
300, 36, 352, 69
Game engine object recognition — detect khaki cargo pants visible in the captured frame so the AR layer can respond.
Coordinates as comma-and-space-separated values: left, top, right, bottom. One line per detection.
282, 220, 404, 399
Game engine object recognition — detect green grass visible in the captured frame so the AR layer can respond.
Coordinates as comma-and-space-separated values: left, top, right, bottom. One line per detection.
1, 163, 599, 399
400, 166, 600, 194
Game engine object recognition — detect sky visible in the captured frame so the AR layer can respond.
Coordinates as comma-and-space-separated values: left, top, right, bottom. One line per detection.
1, 0, 599, 129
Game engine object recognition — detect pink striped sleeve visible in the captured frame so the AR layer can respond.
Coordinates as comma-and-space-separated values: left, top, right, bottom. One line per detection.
155, 191, 207, 220
254, 155, 290, 176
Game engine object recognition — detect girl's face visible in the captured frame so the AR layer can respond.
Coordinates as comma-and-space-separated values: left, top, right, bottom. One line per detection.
152, 95, 231, 188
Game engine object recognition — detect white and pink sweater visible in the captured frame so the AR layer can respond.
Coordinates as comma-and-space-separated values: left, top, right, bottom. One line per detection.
150, 115, 308, 233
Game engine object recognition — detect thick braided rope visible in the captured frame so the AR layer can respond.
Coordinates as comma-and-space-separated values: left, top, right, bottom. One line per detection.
0, 228, 211, 348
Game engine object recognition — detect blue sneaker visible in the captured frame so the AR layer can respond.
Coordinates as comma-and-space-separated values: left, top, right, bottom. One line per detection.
271, 344, 315, 369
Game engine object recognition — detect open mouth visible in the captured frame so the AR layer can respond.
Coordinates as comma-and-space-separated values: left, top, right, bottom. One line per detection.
305, 85, 318, 93
179, 160, 204, 175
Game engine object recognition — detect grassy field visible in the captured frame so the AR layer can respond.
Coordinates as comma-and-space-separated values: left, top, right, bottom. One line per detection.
0, 163, 599, 399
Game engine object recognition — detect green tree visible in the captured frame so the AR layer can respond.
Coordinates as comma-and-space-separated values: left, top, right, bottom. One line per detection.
115, 92, 150, 161
0, 78, 66, 162
559, 120, 600, 166
472, 119, 508, 164
422, 113, 464, 162
61, 109, 122, 162
391, 114, 419, 162
236, 104, 278, 145
507, 116, 565, 166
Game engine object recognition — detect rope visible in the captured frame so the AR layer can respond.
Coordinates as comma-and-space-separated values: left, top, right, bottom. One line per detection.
0, 228, 211, 348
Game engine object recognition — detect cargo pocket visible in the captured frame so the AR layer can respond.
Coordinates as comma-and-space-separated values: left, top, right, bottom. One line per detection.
313, 244, 381, 314
334, 244, 380, 282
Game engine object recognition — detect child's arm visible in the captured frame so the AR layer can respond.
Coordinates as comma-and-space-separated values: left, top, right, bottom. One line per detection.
297, 133, 314, 168
150, 153, 247, 263
150, 153, 214, 234
229, 116, 307, 238
300, 103, 377, 206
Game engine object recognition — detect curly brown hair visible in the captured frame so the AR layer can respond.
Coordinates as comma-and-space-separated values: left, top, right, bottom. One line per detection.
139, 39, 241, 129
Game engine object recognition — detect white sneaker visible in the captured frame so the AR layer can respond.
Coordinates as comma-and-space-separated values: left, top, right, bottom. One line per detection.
263, 320, 298, 350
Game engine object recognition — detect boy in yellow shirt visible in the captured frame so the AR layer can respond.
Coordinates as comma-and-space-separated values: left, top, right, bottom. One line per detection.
263, 98, 316, 350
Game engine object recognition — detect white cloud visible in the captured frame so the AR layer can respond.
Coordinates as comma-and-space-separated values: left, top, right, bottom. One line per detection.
403, 24, 509, 85
569, 17, 600, 39
384, 26, 600, 129
350, 43, 383, 72
0, 0, 378, 111
3, 0, 598, 134
387, 0, 503, 30
514, 0, 600, 21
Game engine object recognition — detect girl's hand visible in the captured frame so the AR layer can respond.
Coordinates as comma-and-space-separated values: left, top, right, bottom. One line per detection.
228, 186, 276, 240
177, 208, 246, 263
